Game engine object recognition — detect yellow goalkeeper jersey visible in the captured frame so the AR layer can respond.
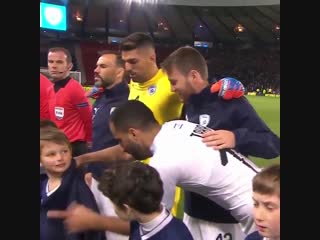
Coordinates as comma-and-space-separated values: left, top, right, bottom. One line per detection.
128, 69, 183, 124
128, 69, 184, 218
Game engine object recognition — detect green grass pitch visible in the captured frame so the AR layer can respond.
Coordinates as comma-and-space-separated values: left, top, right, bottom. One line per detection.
245, 96, 280, 167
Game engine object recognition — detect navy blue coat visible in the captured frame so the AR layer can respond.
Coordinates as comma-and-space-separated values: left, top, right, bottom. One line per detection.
244, 231, 263, 240
185, 86, 280, 158
40, 159, 105, 240
88, 81, 129, 180
184, 85, 280, 223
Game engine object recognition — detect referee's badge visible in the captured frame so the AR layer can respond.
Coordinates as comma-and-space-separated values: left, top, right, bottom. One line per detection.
148, 85, 157, 95
199, 114, 210, 127
54, 107, 64, 120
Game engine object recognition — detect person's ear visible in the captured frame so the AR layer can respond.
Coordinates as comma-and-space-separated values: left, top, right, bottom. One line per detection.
128, 128, 140, 140
150, 52, 156, 62
123, 204, 134, 217
190, 70, 200, 80
67, 62, 73, 71
116, 67, 125, 79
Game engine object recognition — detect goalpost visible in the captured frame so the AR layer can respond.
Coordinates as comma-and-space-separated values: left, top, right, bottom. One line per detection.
40, 68, 82, 85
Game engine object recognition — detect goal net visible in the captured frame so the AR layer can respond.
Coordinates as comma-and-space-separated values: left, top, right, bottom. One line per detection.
40, 68, 82, 85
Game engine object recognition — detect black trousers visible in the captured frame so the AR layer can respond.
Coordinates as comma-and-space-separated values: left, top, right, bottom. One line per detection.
71, 141, 89, 157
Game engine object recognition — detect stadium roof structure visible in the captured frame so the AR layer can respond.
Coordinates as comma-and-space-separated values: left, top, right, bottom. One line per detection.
40, 0, 280, 46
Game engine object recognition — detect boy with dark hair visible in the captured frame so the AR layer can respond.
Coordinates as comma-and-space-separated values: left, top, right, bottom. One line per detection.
98, 161, 194, 240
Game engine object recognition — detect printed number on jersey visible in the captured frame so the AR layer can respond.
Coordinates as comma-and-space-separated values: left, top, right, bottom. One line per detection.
188, 124, 259, 172
216, 233, 232, 240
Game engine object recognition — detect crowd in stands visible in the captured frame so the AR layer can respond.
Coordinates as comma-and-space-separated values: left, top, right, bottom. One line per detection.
206, 47, 280, 94
40, 41, 280, 94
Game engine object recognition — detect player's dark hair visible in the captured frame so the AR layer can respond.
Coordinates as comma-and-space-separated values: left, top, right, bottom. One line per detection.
98, 50, 125, 68
161, 46, 208, 80
120, 32, 155, 51
98, 161, 163, 214
110, 100, 159, 132
253, 164, 280, 196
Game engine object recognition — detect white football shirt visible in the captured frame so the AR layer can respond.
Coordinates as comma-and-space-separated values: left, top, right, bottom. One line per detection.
149, 120, 260, 226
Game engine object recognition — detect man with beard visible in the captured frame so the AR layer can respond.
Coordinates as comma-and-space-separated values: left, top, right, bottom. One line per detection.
79, 33, 185, 218
107, 100, 259, 237
87, 50, 129, 240
160, 46, 280, 240
76, 33, 246, 220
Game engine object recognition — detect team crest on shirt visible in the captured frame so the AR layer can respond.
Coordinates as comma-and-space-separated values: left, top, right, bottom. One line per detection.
92, 107, 99, 120
54, 107, 64, 120
93, 107, 99, 115
110, 107, 116, 114
148, 85, 157, 95
199, 114, 210, 127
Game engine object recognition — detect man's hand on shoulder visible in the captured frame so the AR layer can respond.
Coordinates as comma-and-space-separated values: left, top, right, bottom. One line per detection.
202, 130, 236, 150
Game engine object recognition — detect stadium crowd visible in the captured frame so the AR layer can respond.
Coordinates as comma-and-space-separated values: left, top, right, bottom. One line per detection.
41, 43, 280, 94
206, 48, 280, 93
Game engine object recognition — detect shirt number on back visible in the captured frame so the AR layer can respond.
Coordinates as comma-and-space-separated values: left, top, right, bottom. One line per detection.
216, 233, 232, 240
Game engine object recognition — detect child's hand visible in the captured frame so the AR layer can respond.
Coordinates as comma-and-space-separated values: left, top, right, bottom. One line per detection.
47, 202, 99, 233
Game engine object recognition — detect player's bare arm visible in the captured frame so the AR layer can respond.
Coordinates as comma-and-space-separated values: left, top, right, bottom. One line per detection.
47, 203, 130, 235
75, 144, 134, 167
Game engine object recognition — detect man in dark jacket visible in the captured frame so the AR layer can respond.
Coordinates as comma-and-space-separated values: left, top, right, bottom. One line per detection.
87, 51, 129, 180
86, 50, 129, 240
161, 46, 280, 240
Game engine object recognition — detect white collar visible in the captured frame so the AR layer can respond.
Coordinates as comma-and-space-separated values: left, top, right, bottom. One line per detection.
46, 181, 60, 197
139, 205, 172, 240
